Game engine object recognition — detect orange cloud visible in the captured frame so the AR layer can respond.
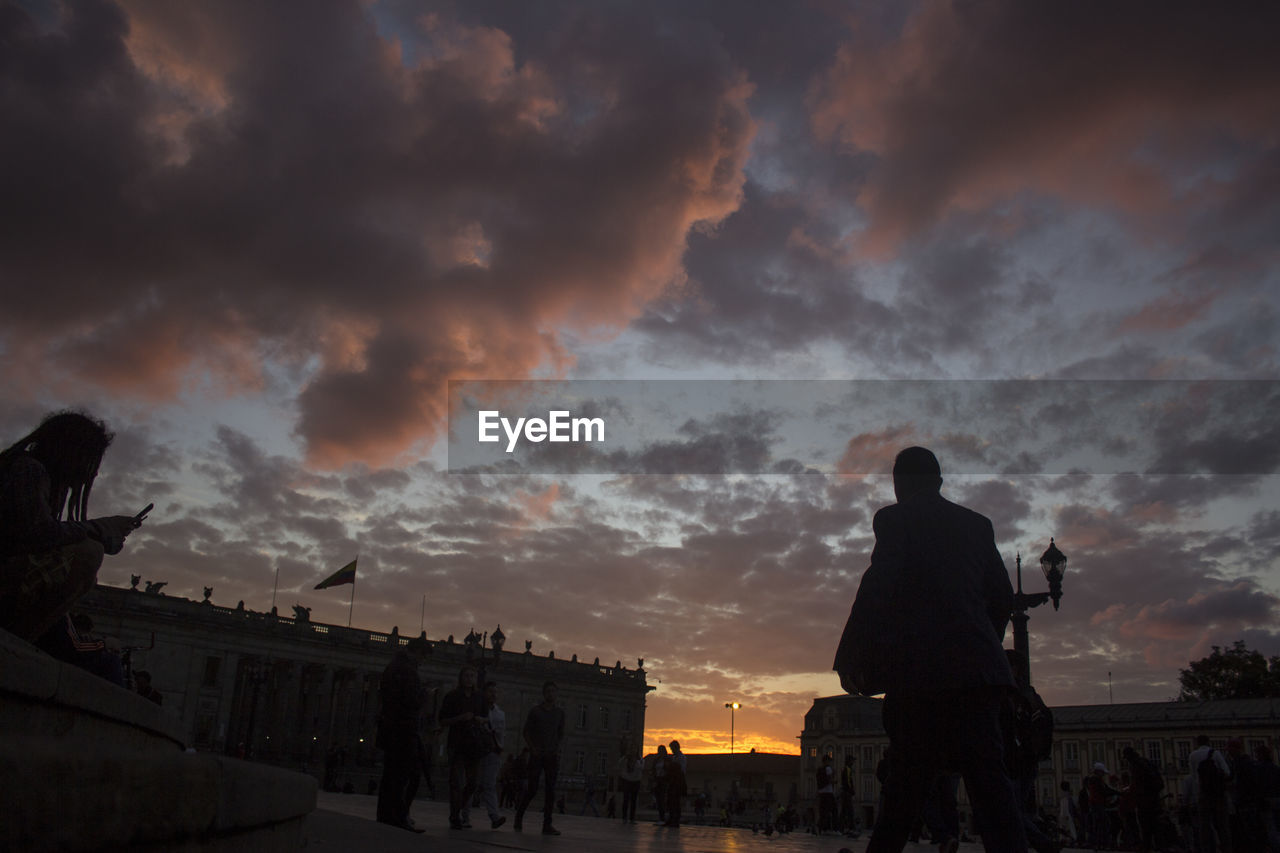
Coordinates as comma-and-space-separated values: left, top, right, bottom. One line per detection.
1, 2, 757, 470
836, 425, 916, 476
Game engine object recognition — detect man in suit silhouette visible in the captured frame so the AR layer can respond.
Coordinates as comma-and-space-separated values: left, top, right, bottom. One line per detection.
850, 447, 1026, 853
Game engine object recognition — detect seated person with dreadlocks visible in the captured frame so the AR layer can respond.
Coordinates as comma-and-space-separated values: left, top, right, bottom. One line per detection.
0, 411, 141, 641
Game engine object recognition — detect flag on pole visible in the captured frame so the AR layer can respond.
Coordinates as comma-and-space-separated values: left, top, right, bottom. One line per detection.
315, 559, 357, 590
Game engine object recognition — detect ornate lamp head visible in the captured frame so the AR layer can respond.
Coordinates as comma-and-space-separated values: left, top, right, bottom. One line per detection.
1040, 538, 1068, 610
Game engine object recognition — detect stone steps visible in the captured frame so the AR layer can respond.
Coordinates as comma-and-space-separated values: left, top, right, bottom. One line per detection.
1, 628, 316, 851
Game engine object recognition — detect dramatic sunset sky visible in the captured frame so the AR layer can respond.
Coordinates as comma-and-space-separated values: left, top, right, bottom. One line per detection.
4, 0, 1279, 754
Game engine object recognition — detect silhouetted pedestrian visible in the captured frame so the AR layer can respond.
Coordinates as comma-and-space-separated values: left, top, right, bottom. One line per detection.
1122, 745, 1163, 852
439, 664, 485, 829
651, 744, 670, 823
834, 447, 1027, 853
617, 744, 643, 823
514, 680, 564, 835
817, 753, 837, 833
664, 740, 688, 827
580, 774, 600, 816
1187, 735, 1232, 853
375, 637, 429, 832
840, 753, 858, 834
478, 681, 506, 828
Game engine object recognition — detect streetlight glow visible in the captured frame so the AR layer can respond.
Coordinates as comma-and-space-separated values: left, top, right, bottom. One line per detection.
724, 702, 742, 755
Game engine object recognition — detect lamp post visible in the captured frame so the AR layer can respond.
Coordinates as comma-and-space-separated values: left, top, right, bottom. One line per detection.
725, 702, 741, 755
464, 626, 504, 687
1010, 539, 1068, 687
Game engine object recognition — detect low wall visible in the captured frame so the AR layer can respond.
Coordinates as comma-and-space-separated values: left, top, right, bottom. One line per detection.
1, 629, 317, 852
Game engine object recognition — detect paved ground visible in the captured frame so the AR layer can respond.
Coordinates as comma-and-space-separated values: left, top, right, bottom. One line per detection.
303, 793, 988, 852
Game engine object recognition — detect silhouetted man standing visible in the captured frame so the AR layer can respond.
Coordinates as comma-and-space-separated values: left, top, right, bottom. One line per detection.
376, 637, 429, 832
835, 447, 1026, 853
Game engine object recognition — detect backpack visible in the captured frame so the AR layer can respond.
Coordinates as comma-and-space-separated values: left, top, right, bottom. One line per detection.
1198, 748, 1227, 802
1133, 755, 1164, 794
1019, 690, 1054, 763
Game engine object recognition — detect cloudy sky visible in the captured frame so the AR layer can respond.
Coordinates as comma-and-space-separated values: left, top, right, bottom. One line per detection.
4, 0, 1279, 754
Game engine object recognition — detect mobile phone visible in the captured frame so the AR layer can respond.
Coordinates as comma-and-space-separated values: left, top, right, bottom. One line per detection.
133, 503, 154, 527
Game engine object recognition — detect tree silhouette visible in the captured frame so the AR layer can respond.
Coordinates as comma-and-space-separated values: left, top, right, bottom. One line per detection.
1177, 641, 1280, 701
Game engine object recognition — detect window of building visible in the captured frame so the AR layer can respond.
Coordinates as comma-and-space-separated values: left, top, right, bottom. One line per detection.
574, 750, 585, 773
823, 706, 838, 730
577, 704, 588, 729
862, 745, 875, 766
1063, 741, 1080, 772
202, 655, 221, 688
600, 706, 610, 731
622, 708, 633, 731
597, 751, 609, 775
1175, 740, 1192, 772
1144, 739, 1162, 770
1089, 741, 1106, 768
809, 746, 818, 758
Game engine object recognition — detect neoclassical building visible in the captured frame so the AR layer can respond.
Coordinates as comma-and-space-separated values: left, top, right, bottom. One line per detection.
800, 693, 1280, 828
76, 582, 652, 792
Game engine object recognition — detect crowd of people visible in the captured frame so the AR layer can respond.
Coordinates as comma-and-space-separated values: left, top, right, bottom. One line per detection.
1044, 737, 1280, 853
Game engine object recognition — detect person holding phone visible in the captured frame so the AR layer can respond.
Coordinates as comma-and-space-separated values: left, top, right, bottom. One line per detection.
0, 411, 144, 640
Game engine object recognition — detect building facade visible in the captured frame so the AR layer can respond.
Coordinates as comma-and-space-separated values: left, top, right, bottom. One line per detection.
77, 583, 652, 793
800, 693, 1280, 828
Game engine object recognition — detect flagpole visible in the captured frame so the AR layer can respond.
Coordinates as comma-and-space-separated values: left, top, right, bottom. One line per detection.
420, 595, 425, 634
271, 565, 279, 611
348, 556, 357, 627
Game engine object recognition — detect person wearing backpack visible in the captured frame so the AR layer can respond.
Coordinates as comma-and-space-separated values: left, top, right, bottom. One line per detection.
1122, 746, 1164, 853
664, 740, 688, 827
1188, 735, 1232, 853
816, 753, 837, 834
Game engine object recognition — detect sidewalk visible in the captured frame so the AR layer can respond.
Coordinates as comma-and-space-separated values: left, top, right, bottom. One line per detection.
303, 792, 974, 852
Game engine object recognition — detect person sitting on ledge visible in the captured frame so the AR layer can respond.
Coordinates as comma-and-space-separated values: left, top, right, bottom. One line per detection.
0, 411, 140, 641
134, 670, 163, 705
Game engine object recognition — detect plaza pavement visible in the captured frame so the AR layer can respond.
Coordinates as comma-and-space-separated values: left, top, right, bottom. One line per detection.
303, 792, 988, 852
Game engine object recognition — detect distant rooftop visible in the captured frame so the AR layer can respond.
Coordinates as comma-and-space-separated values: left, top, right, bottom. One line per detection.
805, 694, 1280, 736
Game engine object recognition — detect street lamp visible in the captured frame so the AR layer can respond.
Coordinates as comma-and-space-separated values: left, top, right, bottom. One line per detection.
1010, 539, 1068, 687
1040, 538, 1067, 611
725, 702, 741, 755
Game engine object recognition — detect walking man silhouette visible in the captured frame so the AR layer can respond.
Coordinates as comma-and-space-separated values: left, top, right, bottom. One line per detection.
835, 447, 1027, 853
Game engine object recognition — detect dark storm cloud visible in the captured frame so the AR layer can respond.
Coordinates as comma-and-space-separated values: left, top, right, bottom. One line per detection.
631, 181, 900, 367
810, 0, 1280, 254
1, 0, 756, 465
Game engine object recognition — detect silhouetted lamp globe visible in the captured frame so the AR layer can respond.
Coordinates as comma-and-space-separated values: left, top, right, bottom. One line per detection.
1040, 538, 1067, 611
